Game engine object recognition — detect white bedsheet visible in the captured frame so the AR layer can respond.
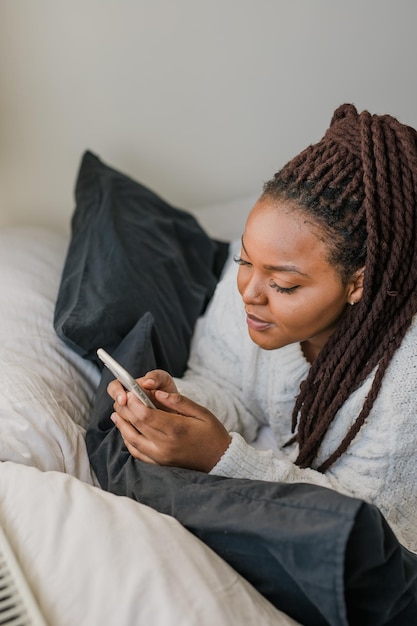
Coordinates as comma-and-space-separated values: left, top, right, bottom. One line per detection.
0, 461, 300, 626
0, 225, 301, 625
0, 227, 99, 482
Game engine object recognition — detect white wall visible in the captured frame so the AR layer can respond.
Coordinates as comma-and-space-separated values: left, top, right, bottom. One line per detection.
1, 0, 416, 235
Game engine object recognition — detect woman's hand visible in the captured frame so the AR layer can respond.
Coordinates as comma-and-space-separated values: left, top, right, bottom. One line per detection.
107, 376, 232, 472
107, 369, 178, 409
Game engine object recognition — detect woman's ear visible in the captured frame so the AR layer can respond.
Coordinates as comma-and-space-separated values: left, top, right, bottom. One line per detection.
347, 266, 365, 305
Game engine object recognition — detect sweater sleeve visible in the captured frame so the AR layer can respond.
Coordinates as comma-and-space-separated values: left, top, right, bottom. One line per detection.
210, 432, 332, 487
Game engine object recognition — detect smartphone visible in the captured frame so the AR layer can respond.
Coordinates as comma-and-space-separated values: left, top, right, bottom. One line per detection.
97, 348, 156, 409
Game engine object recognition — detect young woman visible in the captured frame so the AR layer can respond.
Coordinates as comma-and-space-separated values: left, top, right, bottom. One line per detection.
88, 104, 417, 625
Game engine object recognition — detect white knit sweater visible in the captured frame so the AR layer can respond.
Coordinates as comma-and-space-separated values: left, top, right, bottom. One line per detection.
177, 248, 417, 553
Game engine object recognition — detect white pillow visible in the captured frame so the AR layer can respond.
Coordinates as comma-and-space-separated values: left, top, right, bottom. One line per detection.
0, 461, 300, 626
0, 227, 99, 483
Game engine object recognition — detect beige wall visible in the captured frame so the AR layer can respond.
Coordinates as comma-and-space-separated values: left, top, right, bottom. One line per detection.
1, 0, 416, 235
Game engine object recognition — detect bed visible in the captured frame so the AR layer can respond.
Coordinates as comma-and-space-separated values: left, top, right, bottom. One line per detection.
0, 152, 302, 625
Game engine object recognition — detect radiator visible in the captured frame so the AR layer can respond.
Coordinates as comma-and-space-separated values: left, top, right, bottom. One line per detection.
0, 524, 47, 626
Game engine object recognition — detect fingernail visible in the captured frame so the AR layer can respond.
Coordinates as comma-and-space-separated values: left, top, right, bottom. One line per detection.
156, 390, 169, 399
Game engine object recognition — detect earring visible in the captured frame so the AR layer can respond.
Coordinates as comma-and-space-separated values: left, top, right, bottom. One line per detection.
349, 301, 355, 306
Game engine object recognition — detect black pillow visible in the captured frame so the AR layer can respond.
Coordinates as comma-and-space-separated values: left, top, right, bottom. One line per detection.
54, 151, 229, 376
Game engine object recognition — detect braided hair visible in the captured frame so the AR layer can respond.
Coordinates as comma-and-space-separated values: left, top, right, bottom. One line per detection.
263, 103, 417, 472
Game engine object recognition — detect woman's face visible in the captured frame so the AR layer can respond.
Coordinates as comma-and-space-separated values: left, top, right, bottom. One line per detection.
236, 198, 363, 361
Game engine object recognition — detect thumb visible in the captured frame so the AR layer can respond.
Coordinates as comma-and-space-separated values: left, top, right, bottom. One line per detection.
154, 390, 202, 417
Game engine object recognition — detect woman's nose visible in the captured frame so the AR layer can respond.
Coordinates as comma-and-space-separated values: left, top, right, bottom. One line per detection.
240, 277, 267, 304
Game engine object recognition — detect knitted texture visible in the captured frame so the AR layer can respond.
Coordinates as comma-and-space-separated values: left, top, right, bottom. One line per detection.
178, 256, 417, 552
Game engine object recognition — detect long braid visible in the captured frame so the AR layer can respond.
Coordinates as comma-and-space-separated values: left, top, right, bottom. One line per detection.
263, 103, 417, 471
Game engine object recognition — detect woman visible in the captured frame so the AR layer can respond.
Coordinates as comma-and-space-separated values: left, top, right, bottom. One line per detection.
88, 104, 417, 625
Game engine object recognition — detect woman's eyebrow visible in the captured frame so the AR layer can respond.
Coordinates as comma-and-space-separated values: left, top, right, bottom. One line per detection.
241, 237, 310, 277
264, 263, 309, 277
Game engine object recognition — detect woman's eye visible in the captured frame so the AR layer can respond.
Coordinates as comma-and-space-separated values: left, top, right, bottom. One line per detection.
269, 281, 299, 294
233, 255, 251, 267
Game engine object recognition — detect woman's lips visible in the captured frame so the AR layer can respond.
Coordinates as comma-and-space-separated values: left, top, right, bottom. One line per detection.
246, 313, 274, 331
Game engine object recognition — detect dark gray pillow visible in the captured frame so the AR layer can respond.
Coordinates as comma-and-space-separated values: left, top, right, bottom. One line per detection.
54, 151, 229, 376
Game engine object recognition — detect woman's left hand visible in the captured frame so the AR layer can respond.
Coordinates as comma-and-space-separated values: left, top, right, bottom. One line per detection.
110, 389, 232, 473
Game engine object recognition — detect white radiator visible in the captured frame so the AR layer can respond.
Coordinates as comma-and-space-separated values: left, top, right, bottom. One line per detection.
0, 524, 47, 626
